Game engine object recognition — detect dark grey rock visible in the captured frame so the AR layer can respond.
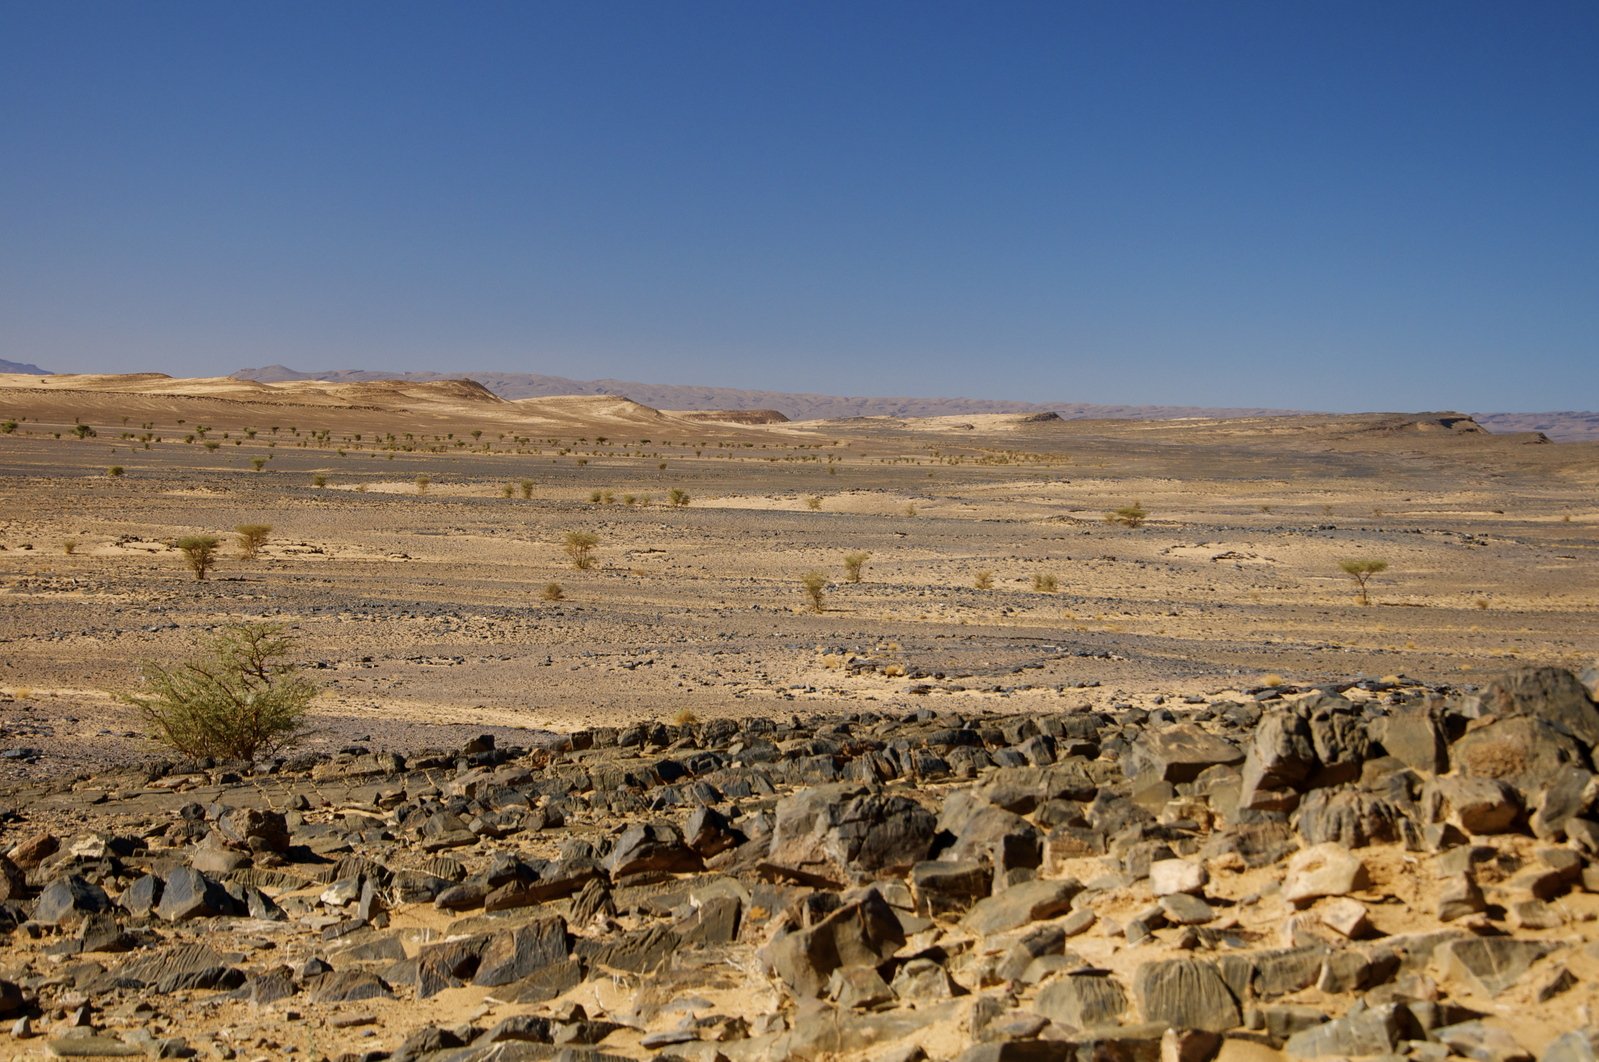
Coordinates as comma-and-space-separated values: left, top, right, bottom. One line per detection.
1434, 937, 1554, 995
1132, 958, 1240, 1032
764, 888, 904, 998
1282, 1002, 1422, 1058
1033, 969, 1127, 1029
606, 822, 703, 880
32, 876, 112, 926
1452, 717, 1589, 804
579, 922, 681, 974
1125, 725, 1244, 784
1469, 666, 1599, 749
910, 860, 991, 917
154, 867, 235, 922
1294, 788, 1418, 849
1377, 702, 1448, 773
764, 786, 936, 886
0, 978, 23, 1017
309, 969, 393, 1004
960, 878, 1081, 936
473, 917, 571, 987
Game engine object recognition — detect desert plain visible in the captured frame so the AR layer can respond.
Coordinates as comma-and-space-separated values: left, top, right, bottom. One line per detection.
0, 372, 1597, 1061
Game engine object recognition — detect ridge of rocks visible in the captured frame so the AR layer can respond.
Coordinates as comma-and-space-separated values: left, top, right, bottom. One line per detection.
2, 664, 1598, 1060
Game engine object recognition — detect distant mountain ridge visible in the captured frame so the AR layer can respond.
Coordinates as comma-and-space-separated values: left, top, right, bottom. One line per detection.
0, 358, 48, 374
232, 364, 1304, 423
230, 364, 1599, 441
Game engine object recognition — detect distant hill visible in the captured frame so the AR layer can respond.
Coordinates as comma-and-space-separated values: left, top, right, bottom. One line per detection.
1475, 411, 1599, 442
233, 365, 1599, 441
232, 364, 1301, 422
0, 358, 48, 374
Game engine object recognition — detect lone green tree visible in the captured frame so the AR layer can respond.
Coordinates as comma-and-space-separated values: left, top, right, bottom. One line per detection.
1339, 558, 1388, 606
1106, 501, 1147, 528
118, 622, 316, 761
235, 524, 272, 559
842, 551, 871, 583
563, 530, 599, 570
801, 570, 828, 613
174, 535, 221, 581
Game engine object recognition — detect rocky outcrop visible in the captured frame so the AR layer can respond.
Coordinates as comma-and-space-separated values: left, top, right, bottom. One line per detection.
0, 665, 1594, 1060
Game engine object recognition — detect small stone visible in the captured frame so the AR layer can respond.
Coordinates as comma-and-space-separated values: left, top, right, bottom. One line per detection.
1317, 897, 1369, 938
1283, 843, 1367, 907
1158, 893, 1215, 926
1149, 859, 1209, 897
1437, 874, 1487, 921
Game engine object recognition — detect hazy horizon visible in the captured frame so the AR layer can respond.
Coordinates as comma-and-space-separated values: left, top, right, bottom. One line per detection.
4, 3, 1596, 412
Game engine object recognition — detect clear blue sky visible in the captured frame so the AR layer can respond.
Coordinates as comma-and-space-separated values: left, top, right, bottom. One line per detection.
3, 2, 1595, 411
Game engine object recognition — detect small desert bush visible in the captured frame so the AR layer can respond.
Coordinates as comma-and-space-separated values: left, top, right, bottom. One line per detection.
118, 621, 315, 761
250, 456, 268, 471
1033, 573, 1058, 593
204, 440, 221, 451
62, 539, 78, 555
1338, 558, 1388, 606
801, 570, 828, 613
843, 551, 871, 583
974, 569, 994, 590
235, 524, 272, 559
1106, 501, 1147, 528
669, 488, 690, 507
805, 495, 822, 511
174, 535, 221, 581
312, 474, 327, 488
501, 483, 515, 498
415, 474, 430, 493
541, 582, 565, 602
0, 420, 16, 434
563, 531, 599, 570
73, 423, 96, 439
672, 707, 699, 726
108, 465, 124, 477
520, 480, 534, 499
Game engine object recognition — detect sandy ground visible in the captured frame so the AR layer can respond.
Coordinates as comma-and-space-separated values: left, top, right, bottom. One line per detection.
1, 376, 1596, 778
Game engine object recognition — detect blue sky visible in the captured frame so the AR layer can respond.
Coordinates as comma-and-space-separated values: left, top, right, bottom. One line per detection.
2, 2, 1595, 411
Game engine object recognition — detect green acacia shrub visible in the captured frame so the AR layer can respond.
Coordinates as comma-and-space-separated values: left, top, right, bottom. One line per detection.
174, 535, 221, 580
801, 570, 827, 613
843, 551, 871, 583
1106, 501, 1147, 528
564, 531, 599, 570
118, 621, 316, 761
235, 524, 272, 559
1339, 558, 1388, 606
